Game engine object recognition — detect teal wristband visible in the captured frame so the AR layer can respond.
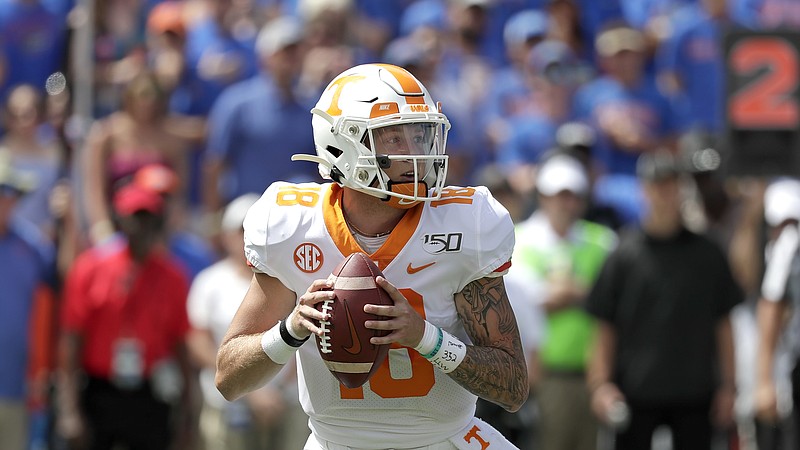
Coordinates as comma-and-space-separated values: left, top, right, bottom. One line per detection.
421, 327, 444, 359
422, 328, 467, 373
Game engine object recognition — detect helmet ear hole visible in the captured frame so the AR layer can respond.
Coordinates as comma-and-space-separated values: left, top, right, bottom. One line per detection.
325, 145, 343, 158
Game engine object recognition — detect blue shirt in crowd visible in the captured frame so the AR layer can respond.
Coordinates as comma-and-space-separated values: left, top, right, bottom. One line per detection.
206, 74, 317, 202
574, 75, 677, 175
657, 4, 728, 132
0, 218, 53, 401
182, 17, 258, 116
0, 1, 66, 101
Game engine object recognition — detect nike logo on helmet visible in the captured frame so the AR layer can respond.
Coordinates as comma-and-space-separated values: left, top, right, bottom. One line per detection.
342, 300, 362, 355
406, 262, 436, 274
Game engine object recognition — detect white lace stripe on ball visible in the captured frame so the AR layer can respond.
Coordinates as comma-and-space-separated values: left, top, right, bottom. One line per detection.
329, 275, 377, 290
323, 361, 374, 373
318, 300, 334, 354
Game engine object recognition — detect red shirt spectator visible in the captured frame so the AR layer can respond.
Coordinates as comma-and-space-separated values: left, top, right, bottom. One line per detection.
61, 239, 190, 379
56, 183, 193, 450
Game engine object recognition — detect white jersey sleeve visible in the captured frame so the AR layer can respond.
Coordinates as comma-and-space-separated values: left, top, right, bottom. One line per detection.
423, 186, 515, 292
466, 186, 515, 281
242, 185, 274, 275
243, 181, 326, 288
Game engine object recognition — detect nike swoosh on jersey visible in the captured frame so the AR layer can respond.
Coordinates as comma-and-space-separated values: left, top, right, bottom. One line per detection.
406, 262, 436, 274
343, 300, 362, 355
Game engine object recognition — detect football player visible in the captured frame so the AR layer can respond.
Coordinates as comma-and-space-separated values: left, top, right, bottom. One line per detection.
216, 63, 529, 449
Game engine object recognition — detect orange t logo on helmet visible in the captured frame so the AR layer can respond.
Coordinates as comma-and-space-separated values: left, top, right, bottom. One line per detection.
325, 75, 366, 116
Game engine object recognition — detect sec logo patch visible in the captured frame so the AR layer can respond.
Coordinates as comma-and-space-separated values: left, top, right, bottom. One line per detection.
295, 243, 324, 273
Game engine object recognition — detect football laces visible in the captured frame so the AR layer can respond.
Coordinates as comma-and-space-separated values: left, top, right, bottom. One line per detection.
318, 299, 334, 354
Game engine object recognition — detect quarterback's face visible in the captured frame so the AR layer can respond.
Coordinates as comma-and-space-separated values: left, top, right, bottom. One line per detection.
372, 123, 431, 156
369, 123, 437, 183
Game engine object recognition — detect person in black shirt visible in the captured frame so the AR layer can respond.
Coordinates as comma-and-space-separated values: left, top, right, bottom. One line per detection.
585, 151, 743, 449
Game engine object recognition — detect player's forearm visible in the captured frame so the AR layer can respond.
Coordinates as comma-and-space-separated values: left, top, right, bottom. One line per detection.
756, 299, 785, 384
215, 334, 284, 401
450, 341, 529, 412
450, 276, 529, 412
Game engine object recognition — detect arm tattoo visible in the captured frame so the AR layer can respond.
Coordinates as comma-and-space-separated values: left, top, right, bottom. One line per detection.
451, 276, 529, 411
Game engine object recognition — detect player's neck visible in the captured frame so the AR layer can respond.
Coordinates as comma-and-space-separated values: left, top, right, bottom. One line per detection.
342, 189, 405, 237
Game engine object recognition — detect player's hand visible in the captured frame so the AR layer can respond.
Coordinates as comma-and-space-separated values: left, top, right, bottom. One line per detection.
591, 382, 626, 425
754, 379, 780, 423
364, 276, 426, 348
291, 278, 335, 339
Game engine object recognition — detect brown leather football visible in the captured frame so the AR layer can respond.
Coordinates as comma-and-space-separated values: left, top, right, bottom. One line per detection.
314, 252, 392, 388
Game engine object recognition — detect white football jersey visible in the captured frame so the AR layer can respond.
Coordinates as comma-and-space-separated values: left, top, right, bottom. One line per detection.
244, 182, 515, 449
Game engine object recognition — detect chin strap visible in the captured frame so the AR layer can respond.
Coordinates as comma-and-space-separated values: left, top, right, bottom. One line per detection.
382, 181, 428, 209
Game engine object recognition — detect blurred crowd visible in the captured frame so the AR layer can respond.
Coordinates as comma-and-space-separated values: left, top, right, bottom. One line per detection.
1, 0, 800, 449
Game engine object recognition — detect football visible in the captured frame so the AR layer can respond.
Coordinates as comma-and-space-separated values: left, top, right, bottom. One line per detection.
314, 252, 393, 388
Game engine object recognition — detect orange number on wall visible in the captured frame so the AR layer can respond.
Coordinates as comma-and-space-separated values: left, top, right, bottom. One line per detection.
339, 288, 436, 399
730, 37, 799, 129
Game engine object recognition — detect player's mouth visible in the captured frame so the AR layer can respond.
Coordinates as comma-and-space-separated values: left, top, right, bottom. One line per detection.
395, 171, 418, 182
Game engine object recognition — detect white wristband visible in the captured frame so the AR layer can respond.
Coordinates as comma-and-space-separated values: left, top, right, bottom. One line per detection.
413, 320, 440, 355
284, 310, 305, 341
419, 327, 467, 373
260, 322, 299, 365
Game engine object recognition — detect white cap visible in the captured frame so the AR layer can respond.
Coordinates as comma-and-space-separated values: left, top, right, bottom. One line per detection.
595, 26, 645, 57
255, 17, 304, 57
764, 178, 800, 226
536, 154, 589, 196
221, 194, 260, 232
298, 0, 353, 20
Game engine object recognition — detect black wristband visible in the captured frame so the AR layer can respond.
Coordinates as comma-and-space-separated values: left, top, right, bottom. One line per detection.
279, 320, 309, 347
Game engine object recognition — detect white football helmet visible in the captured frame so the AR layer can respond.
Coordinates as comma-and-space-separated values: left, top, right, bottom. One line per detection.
292, 64, 450, 208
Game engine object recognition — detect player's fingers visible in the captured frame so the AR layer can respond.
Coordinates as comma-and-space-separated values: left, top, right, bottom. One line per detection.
297, 303, 329, 321
297, 313, 327, 336
369, 333, 397, 345
307, 278, 333, 293
299, 288, 335, 307
363, 318, 394, 330
375, 276, 408, 305
369, 329, 417, 347
295, 302, 333, 337
363, 304, 396, 316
